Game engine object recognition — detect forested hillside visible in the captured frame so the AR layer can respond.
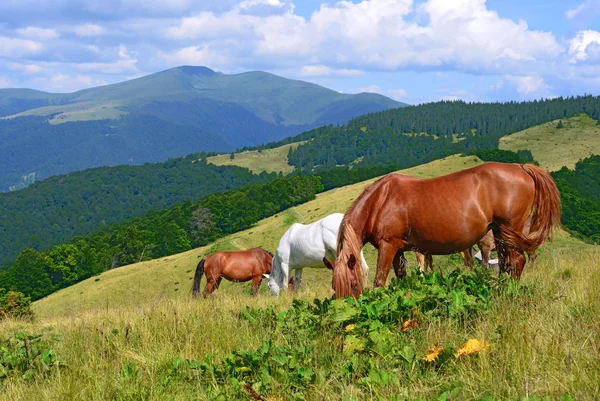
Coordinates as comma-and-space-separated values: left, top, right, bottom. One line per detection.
284, 96, 600, 171
552, 155, 600, 242
0, 155, 278, 264
0, 175, 323, 300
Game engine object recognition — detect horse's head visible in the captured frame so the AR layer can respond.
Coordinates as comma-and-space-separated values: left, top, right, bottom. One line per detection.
265, 253, 283, 296
329, 224, 365, 298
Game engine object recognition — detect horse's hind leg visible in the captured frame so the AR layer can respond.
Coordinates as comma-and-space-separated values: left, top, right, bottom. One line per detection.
250, 275, 262, 296
393, 252, 408, 278
290, 268, 303, 293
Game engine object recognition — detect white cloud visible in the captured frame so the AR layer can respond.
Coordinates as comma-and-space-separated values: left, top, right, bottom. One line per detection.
73, 45, 138, 74
505, 75, 548, 95
7, 62, 45, 74
569, 30, 600, 63
566, 1, 600, 20
0, 36, 43, 57
17, 26, 60, 40
165, 11, 251, 39
300, 65, 363, 77
387, 88, 407, 100
162, 0, 560, 75
347, 84, 407, 100
38, 73, 107, 92
238, 0, 287, 9
74, 24, 106, 36
161, 45, 229, 68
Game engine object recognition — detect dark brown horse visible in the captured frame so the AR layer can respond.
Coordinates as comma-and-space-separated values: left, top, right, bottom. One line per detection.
191, 248, 273, 298
325, 162, 561, 298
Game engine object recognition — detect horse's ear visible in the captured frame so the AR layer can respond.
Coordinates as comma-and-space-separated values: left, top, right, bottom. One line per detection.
262, 273, 270, 279
348, 254, 356, 269
322, 257, 334, 270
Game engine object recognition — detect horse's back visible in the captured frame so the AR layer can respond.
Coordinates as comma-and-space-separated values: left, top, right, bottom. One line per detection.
210, 248, 271, 282
374, 163, 536, 253
281, 214, 343, 268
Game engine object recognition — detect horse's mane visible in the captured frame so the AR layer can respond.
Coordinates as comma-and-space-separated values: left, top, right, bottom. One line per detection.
333, 174, 400, 297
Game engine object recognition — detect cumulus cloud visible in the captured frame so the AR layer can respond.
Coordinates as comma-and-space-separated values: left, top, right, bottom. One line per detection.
17, 26, 60, 40
0, 36, 43, 57
161, 45, 229, 68
569, 30, 600, 63
505, 75, 548, 95
0, 0, 597, 97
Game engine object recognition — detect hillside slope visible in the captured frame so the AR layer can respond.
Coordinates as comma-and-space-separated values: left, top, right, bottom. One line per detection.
499, 113, 600, 171
31, 154, 488, 319
0, 66, 402, 191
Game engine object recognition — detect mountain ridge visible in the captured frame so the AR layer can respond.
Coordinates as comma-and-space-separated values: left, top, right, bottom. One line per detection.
0, 66, 403, 191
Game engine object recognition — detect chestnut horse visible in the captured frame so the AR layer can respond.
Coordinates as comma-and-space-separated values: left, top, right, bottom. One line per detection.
191, 248, 273, 298
326, 163, 560, 298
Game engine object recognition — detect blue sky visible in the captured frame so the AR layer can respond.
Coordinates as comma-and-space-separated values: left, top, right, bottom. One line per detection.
1, 0, 600, 105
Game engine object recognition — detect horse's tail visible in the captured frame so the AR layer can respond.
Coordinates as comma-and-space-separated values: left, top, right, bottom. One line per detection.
501, 164, 561, 251
332, 220, 366, 298
191, 259, 205, 298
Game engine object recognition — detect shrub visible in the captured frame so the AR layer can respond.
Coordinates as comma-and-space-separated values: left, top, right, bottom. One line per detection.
0, 289, 33, 320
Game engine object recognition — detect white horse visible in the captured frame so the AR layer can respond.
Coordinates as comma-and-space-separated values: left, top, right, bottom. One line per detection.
265, 213, 369, 296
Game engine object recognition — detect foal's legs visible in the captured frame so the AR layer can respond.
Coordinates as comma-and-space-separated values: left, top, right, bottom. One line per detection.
414, 252, 433, 273
393, 252, 408, 278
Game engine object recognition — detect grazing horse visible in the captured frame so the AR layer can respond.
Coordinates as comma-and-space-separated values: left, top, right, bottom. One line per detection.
266, 213, 369, 296
415, 222, 537, 273
325, 163, 561, 298
191, 248, 273, 298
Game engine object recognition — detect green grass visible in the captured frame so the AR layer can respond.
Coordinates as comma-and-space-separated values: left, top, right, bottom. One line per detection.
206, 142, 304, 174
499, 113, 600, 171
1, 153, 597, 400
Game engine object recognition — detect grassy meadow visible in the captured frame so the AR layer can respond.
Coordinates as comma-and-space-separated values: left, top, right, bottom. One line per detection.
499, 114, 600, 171
206, 142, 304, 175
1, 153, 599, 400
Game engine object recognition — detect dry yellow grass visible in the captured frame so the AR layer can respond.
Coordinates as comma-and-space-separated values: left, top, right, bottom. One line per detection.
206, 142, 304, 174
500, 114, 600, 171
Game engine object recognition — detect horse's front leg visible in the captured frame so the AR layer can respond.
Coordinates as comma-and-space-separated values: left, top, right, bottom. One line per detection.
375, 240, 403, 288
393, 251, 408, 278
289, 268, 303, 293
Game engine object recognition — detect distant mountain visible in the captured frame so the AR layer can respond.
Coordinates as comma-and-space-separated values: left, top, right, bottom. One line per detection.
0, 66, 403, 191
